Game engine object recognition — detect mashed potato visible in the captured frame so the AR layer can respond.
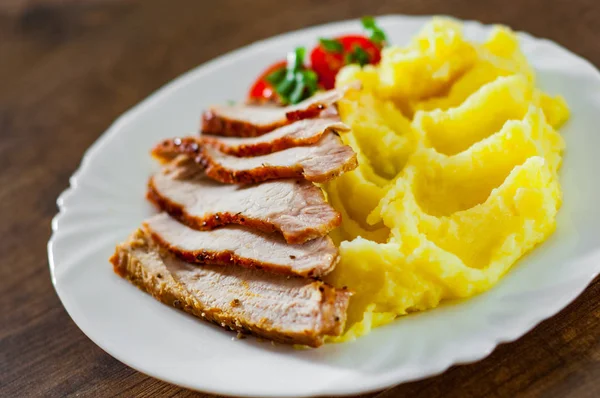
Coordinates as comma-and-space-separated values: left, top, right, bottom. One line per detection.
324, 18, 569, 341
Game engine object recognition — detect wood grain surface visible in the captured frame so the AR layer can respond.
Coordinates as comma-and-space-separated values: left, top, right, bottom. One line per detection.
1, 0, 599, 397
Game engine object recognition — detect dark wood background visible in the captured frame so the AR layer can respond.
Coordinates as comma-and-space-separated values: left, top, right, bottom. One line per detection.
1, 0, 599, 397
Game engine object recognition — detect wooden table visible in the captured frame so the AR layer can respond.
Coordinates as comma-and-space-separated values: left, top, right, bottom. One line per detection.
1, 0, 599, 396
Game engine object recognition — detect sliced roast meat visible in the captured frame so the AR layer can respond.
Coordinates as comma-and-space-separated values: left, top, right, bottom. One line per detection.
147, 157, 341, 244
153, 117, 350, 159
143, 213, 338, 277
201, 85, 357, 137
110, 229, 351, 347
152, 137, 202, 164
198, 133, 358, 184
204, 117, 350, 156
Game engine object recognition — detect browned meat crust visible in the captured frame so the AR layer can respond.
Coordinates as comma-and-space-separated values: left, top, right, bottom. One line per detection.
152, 118, 350, 158
110, 229, 351, 347
285, 102, 327, 122
143, 213, 339, 278
200, 85, 358, 137
210, 117, 348, 157
146, 161, 342, 244
201, 108, 283, 137
198, 133, 358, 184
152, 137, 201, 164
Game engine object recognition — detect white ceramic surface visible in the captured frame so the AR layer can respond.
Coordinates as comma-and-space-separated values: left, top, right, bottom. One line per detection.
48, 15, 600, 397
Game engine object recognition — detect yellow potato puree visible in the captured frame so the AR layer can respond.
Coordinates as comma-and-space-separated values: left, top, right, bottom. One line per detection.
324, 18, 569, 341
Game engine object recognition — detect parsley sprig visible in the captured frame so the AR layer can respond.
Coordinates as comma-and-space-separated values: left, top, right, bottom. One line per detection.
345, 45, 370, 66
361, 16, 387, 46
319, 38, 344, 53
266, 47, 318, 105
318, 17, 388, 68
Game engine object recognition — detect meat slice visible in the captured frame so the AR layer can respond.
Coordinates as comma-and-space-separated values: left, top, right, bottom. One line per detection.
110, 229, 351, 347
151, 132, 357, 184
153, 117, 350, 159
202, 85, 356, 137
143, 213, 338, 277
147, 157, 341, 244
199, 133, 358, 184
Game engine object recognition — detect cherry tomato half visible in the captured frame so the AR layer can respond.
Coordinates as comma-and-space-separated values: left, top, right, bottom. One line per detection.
310, 35, 382, 89
247, 60, 287, 103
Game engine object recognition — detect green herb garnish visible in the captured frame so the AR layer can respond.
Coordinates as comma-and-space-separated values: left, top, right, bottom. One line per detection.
265, 68, 286, 85
361, 16, 387, 46
288, 47, 305, 71
265, 47, 318, 105
319, 38, 344, 53
345, 45, 370, 66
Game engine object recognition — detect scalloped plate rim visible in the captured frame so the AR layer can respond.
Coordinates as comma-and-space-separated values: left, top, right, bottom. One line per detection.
48, 14, 600, 397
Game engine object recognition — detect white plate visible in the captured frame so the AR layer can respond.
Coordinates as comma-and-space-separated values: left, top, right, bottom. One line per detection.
48, 15, 600, 397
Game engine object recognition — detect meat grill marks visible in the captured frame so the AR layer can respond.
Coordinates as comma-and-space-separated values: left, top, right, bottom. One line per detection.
110, 229, 351, 347
201, 85, 356, 137
153, 117, 350, 159
147, 158, 341, 244
144, 213, 338, 277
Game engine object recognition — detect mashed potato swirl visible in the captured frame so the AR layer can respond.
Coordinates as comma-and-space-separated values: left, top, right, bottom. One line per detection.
324, 18, 569, 341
